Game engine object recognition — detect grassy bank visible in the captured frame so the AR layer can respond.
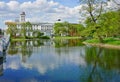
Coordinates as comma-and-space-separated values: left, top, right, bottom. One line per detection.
11, 36, 50, 41
85, 37, 120, 45
83, 37, 120, 49
53, 36, 82, 39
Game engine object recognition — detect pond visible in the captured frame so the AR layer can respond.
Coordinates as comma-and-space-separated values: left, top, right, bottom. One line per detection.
0, 39, 120, 82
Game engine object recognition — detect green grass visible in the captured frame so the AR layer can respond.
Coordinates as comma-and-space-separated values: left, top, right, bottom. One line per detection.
11, 38, 28, 41
104, 37, 120, 45
85, 39, 100, 43
54, 36, 81, 39
11, 36, 50, 41
85, 37, 120, 45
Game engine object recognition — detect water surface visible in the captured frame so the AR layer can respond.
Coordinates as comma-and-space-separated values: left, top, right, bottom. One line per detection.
0, 39, 120, 82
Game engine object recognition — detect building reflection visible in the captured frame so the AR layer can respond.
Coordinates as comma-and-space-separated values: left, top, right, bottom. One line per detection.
7, 40, 46, 63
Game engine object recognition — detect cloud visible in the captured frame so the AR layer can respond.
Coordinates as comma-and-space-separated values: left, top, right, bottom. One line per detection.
0, 0, 80, 24
7, 1, 20, 11
21, 46, 86, 75
4, 55, 21, 70
0, 0, 119, 29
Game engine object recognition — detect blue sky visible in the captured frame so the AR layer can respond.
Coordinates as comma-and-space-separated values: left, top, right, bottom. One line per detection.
2, 0, 79, 7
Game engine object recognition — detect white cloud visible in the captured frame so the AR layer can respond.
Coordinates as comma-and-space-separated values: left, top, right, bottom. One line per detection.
0, 0, 119, 29
4, 55, 21, 70
0, 0, 80, 24
7, 1, 20, 11
21, 46, 86, 75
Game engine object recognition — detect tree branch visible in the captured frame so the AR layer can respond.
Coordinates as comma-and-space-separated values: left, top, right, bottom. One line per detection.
87, 0, 97, 23
97, 2, 103, 19
113, 0, 120, 5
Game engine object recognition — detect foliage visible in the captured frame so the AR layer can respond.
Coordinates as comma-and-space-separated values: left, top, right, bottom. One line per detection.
54, 22, 69, 36
33, 30, 44, 38
82, 10, 120, 42
98, 10, 120, 37
40, 36, 50, 39
85, 39, 100, 43
79, 0, 109, 42
20, 22, 33, 38
85, 37, 120, 45
6, 22, 18, 38
54, 22, 85, 37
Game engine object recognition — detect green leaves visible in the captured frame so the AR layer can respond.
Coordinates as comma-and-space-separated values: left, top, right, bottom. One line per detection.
54, 22, 85, 37
6, 22, 18, 38
83, 10, 120, 39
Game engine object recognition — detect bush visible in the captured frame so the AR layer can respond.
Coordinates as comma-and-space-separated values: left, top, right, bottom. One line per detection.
40, 36, 50, 39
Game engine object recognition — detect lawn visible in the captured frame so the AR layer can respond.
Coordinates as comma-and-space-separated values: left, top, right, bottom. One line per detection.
85, 37, 120, 45
53, 36, 82, 39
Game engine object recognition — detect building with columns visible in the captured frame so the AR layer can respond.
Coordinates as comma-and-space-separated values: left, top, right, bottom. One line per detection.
6, 12, 54, 37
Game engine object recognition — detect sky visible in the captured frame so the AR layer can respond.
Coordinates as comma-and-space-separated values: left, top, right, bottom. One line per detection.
0, 0, 119, 29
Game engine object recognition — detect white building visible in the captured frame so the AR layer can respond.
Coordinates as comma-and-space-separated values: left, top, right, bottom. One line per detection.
6, 12, 54, 37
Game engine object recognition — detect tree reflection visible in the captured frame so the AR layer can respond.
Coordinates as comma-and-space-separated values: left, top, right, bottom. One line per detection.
7, 41, 18, 55
82, 46, 120, 82
54, 39, 84, 48
21, 41, 33, 63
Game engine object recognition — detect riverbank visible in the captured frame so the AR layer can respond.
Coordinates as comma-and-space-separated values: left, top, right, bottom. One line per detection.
83, 42, 120, 49
83, 38, 120, 49
11, 36, 50, 41
53, 36, 82, 39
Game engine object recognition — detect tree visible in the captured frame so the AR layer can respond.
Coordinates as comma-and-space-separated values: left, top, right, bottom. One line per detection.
54, 22, 68, 36
21, 22, 27, 38
68, 23, 84, 36
26, 22, 32, 31
79, 0, 108, 42
20, 22, 32, 38
5, 22, 18, 38
98, 11, 120, 37
54, 22, 84, 36
33, 30, 44, 38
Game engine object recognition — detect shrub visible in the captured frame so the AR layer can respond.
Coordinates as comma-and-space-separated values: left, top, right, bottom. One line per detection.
40, 36, 50, 39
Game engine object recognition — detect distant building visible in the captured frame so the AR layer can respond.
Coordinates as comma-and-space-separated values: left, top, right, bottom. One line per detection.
5, 12, 54, 37
20, 12, 26, 22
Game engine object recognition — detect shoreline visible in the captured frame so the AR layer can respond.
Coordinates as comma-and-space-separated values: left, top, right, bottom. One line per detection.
83, 42, 120, 50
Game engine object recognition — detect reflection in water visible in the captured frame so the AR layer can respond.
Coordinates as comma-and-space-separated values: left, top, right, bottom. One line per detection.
82, 46, 120, 82
54, 39, 84, 48
0, 39, 120, 82
0, 52, 6, 76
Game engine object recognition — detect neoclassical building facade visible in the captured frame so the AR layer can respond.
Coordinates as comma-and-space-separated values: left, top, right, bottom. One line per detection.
6, 12, 54, 37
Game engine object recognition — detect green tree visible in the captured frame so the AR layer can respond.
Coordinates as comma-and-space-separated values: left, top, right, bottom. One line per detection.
68, 23, 84, 36
5, 22, 18, 38
98, 11, 120, 37
54, 22, 84, 36
79, 0, 108, 42
21, 22, 27, 38
54, 22, 68, 36
33, 30, 44, 38
26, 22, 32, 31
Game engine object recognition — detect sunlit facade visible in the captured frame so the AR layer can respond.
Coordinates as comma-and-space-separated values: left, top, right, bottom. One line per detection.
6, 12, 54, 37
